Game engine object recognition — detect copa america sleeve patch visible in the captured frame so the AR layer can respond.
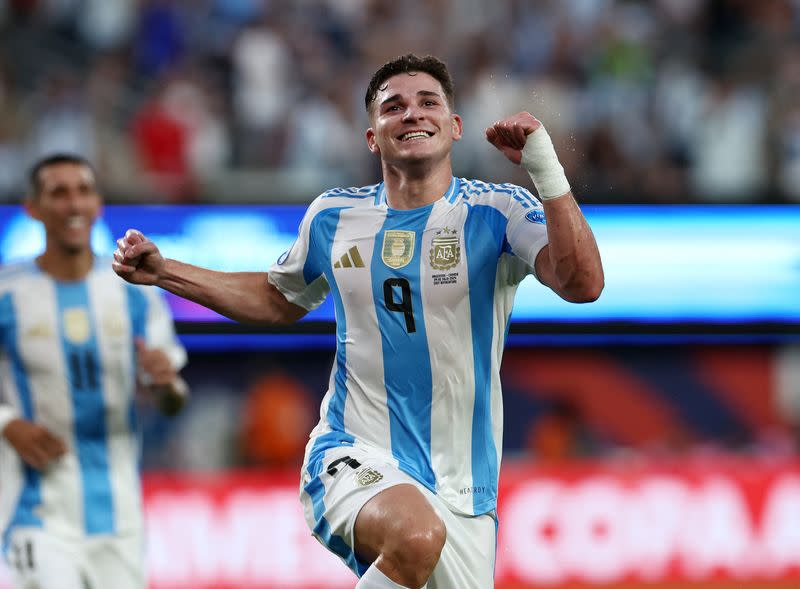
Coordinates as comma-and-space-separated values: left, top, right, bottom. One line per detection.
525, 210, 546, 224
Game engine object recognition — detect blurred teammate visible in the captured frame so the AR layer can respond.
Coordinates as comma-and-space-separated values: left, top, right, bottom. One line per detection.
113, 54, 603, 588
0, 154, 189, 589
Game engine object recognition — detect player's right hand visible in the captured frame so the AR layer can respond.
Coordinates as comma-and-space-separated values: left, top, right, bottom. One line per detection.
112, 229, 165, 285
2, 419, 66, 470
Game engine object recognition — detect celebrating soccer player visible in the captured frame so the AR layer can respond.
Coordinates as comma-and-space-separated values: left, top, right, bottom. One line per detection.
113, 54, 603, 589
0, 154, 189, 589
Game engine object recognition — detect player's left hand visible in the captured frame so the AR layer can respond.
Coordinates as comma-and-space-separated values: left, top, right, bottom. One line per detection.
485, 112, 542, 165
136, 339, 188, 415
136, 339, 175, 386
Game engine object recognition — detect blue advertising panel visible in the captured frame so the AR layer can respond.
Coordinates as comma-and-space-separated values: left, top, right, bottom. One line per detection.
1, 204, 798, 343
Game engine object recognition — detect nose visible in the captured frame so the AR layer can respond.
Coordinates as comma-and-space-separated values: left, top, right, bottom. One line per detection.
402, 104, 424, 122
66, 191, 82, 210
65, 189, 91, 213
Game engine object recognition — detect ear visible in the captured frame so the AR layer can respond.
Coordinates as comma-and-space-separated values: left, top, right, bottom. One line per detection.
451, 114, 463, 142
366, 128, 381, 156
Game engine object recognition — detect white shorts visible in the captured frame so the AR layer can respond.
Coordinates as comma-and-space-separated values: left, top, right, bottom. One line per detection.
300, 445, 497, 589
3, 527, 144, 589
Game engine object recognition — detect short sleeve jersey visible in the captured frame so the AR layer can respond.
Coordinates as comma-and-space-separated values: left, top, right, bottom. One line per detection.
269, 177, 548, 515
0, 258, 186, 543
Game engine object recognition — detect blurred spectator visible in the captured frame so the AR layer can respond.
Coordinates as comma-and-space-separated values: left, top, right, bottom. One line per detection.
0, 0, 799, 202
156, 384, 242, 470
134, 0, 184, 77
775, 345, 800, 449
170, 75, 232, 183
284, 79, 369, 187
689, 77, 768, 200
131, 78, 193, 199
526, 397, 602, 463
84, 54, 142, 197
240, 373, 315, 468
779, 109, 800, 201
774, 43, 800, 201
231, 17, 293, 166
25, 71, 95, 162
0, 60, 27, 198
76, 0, 135, 50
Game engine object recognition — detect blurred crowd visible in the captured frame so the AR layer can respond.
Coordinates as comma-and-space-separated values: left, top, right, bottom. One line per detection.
1, 0, 799, 203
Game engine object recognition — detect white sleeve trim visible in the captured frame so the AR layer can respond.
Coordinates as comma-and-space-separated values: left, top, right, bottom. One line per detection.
0, 404, 19, 434
267, 272, 329, 311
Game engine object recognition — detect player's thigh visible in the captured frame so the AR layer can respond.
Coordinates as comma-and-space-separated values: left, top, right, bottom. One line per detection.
427, 507, 496, 589
3, 528, 87, 589
85, 533, 145, 589
353, 482, 443, 563
300, 445, 424, 575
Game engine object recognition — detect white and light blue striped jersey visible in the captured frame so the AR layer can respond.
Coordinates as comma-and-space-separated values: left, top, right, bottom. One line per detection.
0, 258, 186, 544
269, 177, 549, 516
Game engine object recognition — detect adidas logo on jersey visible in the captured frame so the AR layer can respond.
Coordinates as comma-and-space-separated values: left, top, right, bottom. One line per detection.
334, 246, 365, 269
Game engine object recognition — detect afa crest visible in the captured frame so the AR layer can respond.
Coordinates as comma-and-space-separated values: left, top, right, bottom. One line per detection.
356, 467, 384, 486
429, 228, 460, 271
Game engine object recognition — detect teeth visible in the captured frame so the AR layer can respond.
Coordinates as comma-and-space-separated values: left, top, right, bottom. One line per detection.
67, 216, 85, 228
401, 131, 431, 141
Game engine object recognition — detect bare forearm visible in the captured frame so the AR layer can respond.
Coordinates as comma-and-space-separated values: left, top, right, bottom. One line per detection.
541, 193, 604, 302
157, 259, 295, 325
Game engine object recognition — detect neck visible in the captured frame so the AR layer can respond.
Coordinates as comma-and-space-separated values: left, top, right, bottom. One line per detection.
37, 246, 94, 282
381, 158, 453, 210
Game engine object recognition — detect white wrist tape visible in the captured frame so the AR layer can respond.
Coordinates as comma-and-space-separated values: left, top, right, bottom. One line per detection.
520, 126, 570, 200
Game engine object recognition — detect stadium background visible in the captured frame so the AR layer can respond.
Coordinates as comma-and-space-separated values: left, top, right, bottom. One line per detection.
1, 0, 800, 587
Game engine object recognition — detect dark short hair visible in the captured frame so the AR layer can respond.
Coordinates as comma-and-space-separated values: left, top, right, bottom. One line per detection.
28, 153, 94, 198
365, 54, 455, 113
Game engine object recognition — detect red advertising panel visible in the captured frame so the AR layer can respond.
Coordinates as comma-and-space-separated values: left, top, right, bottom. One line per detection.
495, 459, 800, 588
2, 458, 800, 588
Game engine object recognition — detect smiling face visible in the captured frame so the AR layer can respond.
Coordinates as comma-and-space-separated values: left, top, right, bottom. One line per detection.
366, 71, 462, 169
26, 162, 101, 255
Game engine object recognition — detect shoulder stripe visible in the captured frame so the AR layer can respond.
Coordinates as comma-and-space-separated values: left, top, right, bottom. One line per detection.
0, 261, 38, 284
458, 179, 540, 209
511, 185, 539, 208
510, 190, 531, 209
321, 184, 380, 200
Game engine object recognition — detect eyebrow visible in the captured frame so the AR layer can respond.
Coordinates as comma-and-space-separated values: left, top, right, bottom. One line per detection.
379, 90, 442, 108
49, 180, 94, 193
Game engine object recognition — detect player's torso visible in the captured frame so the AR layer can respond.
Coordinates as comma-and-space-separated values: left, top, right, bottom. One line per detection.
302, 179, 542, 514
328, 198, 475, 325
0, 263, 138, 440
314, 187, 509, 499
0, 261, 145, 538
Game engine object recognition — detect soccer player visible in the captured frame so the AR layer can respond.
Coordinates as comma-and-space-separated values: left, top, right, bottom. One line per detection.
112, 54, 603, 588
0, 154, 189, 589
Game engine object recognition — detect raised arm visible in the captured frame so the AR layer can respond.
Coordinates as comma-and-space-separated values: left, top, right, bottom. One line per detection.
112, 229, 307, 325
486, 112, 604, 303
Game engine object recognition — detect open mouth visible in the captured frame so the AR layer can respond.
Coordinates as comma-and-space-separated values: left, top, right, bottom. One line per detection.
66, 216, 87, 229
399, 130, 434, 142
